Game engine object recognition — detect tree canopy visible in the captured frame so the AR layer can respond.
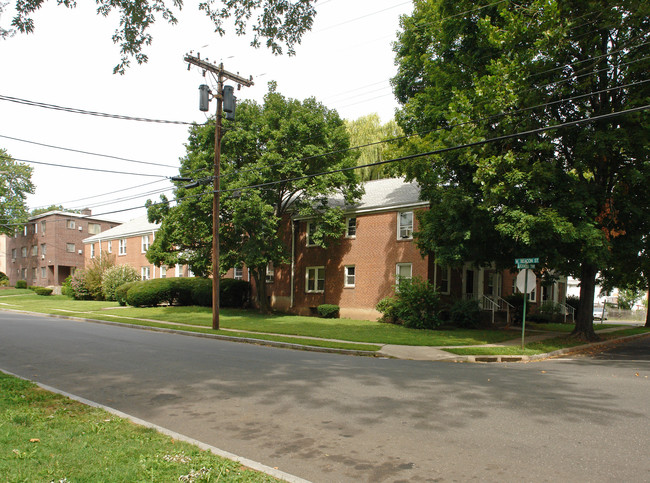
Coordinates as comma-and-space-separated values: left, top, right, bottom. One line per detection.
7, 0, 318, 74
0, 148, 35, 235
147, 83, 361, 312
345, 114, 403, 181
392, 0, 650, 339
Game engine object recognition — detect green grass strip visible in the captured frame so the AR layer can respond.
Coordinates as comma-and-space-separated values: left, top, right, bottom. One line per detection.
0, 372, 280, 482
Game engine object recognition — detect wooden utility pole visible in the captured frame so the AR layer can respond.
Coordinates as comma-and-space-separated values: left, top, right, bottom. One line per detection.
184, 54, 253, 330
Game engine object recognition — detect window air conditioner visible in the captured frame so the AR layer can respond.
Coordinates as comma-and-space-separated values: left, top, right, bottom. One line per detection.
78, 250, 83, 255
78, 226, 83, 231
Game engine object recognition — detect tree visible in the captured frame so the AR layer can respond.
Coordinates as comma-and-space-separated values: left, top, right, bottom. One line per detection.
392, 0, 650, 340
0, 148, 34, 235
147, 83, 361, 313
7, 0, 318, 74
345, 114, 403, 181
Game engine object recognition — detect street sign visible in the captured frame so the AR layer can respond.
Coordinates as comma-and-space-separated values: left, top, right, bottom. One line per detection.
517, 263, 536, 269
515, 257, 539, 264
516, 270, 537, 293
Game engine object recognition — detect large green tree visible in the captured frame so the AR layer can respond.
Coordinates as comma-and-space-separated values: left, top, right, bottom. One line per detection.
0, 148, 35, 235
7, 0, 318, 73
147, 83, 361, 312
345, 114, 403, 181
392, 0, 650, 340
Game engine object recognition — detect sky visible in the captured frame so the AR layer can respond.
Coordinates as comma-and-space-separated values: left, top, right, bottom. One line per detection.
0, 0, 413, 223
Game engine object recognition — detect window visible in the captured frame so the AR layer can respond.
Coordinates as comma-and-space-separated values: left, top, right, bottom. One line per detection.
118, 239, 127, 255
66, 243, 75, 253
398, 212, 413, 239
11, 248, 16, 260
66, 219, 75, 230
233, 267, 243, 280
20, 268, 26, 279
344, 266, 355, 288
266, 262, 274, 283
23, 226, 27, 236
306, 222, 318, 247
107, 241, 112, 253
90, 244, 95, 258
32, 268, 37, 279
21, 246, 27, 257
88, 223, 101, 235
41, 221, 46, 234
346, 217, 357, 238
31, 245, 37, 256
396, 263, 412, 286
141, 235, 150, 253
160, 265, 167, 279
41, 243, 46, 256
175, 265, 183, 277
141, 266, 151, 280
306, 266, 325, 293
34, 223, 38, 234
435, 264, 450, 294
41, 267, 46, 279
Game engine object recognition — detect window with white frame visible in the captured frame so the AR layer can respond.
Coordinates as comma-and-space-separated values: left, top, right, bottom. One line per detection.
41, 243, 46, 255
306, 266, 325, 293
175, 265, 183, 277
34, 223, 38, 234
90, 244, 95, 258
23, 226, 27, 236
20, 268, 26, 279
233, 267, 243, 280
306, 222, 318, 247
11, 248, 16, 260
435, 264, 450, 294
118, 239, 127, 255
346, 217, 357, 238
66, 219, 75, 230
41, 267, 46, 279
88, 223, 101, 235
266, 262, 274, 283
344, 266, 355, 288
66, 243, 75, 253
31, 268, 37, 279
31, 245, 37, 256
21, 246, 27, 257
398, 211, 413, 239
141, 235, 150, 253
396, 263, 412, 286
41, 221, 46, 234
141, 266, 151, 280
160, 265, 167, 278
107, 240, 112, 253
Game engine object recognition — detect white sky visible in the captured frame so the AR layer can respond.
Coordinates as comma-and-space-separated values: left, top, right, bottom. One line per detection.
0, 0, 412, 222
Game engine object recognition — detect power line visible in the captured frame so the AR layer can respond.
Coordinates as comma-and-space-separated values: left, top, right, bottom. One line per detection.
15, 157, 170, 178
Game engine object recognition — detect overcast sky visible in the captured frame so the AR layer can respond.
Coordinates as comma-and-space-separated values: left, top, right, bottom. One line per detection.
0, 0, 412, 222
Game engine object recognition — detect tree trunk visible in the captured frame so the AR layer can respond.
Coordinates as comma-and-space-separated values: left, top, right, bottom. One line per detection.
571, 262, 599, 341
252, 268, 271, 314
645, 287, 649, 328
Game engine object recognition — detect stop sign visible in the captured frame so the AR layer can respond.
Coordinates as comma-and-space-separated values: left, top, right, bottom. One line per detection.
516, 270, 536, 293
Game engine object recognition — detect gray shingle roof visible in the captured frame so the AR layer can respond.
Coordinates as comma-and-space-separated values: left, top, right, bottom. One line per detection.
326, 177, 425, 213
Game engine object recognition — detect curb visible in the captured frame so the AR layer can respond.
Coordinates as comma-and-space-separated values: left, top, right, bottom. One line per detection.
0, 368, 311, 483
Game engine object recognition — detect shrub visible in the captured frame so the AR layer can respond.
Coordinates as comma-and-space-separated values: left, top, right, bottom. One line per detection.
34, 287, 53, 296
566, 295, 580, 318
15, 280, 27, 289
376, 277, 442, 329
102, 265, 141, 301
219, 278, 250, 308
0, 271, 7, 282
115, 281, 141, 306
190, 278, 213, 307
504, 293, 527, 325
530, 301, 564, 323
83, 254, 116, 300
449, 299, 482, 328
317, 304, 339, 318
28, 285, 38, 291
68, 270, 93, 300
126, 280, 168, 307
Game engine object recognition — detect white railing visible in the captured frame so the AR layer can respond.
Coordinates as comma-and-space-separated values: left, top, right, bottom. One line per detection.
559, 302, 575, 323
482, 295, 500, 325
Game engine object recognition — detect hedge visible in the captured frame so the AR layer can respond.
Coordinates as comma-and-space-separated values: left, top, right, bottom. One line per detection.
34, 287, 53, 296
15, 280, 27, 289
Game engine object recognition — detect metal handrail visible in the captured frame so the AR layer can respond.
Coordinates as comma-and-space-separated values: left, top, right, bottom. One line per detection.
558, 302, 575, 323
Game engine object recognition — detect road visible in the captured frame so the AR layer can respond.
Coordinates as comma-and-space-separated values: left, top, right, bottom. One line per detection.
1, 311, 649, 482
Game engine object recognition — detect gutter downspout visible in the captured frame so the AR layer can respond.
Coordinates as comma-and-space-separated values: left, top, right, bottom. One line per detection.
290, 220, 296, 309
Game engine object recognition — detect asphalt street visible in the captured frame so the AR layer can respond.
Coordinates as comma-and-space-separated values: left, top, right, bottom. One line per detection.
1, 311, 648, 482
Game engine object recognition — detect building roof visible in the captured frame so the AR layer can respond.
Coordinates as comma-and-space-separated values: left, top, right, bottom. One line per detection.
83, 215, 159, 243
29, 210, 120, 224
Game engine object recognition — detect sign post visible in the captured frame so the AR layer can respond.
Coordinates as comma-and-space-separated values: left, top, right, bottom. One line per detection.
515, 258, 539, 349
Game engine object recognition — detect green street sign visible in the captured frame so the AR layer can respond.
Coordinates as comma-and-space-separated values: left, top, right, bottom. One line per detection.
517, 263, 536, 269
515, 257, 539, 264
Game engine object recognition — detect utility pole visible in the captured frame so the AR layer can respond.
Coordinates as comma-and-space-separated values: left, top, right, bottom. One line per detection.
184, 54, 253, 330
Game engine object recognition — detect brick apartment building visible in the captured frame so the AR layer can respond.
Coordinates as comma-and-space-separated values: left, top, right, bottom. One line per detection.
6, 210, 120, 287
239, 178, 567, 320
83, 215, 193, 279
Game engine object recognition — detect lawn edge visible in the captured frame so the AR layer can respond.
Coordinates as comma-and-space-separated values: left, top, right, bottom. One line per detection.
0, 368, 310, 483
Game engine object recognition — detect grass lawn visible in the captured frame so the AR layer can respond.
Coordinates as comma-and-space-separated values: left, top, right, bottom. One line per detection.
0, 372, 279, 482
526, 322, 627, 332
0, 291, 520, 347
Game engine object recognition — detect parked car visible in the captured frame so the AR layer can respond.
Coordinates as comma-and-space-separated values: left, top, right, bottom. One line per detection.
593, 307, 607, 321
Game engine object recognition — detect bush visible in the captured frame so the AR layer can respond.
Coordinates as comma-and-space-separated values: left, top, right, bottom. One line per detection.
115, 281, 141, 306
102, 265, 141, 301
219, 278, 250, 308
376, 297, 400, 324
449, 299, 482, 328
15, 280, 27, 289
68, 270, 93, 300
376, 277, 442, 330
566, 295, 580, 318
28, 285, 38, 291
0, 271, 7, 282
530, 301, 564, 323
317, 304, 339, 318
83, 254, 116, 300
124, 277, 214, 308
34, 287, 53, 296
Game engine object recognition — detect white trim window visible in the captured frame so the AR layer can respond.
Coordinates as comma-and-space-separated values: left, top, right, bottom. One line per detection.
31, 245, 37, 256
141, 235, 150, 253
396, 263, 412, 286
306, 222, 318, 247
107, 241, 112, 253
41, 243, 46, 256
41, 267, 46, 279
266, 262, 275, 283
306, 266, 325, 293
233, 267, 243, 280
346, 217, 357, 238
398, 211, 413, 239
118, 239, 127, 255
66, 243, 75, 253
435, 264, 451, 294
344, 265, 356, 288
141, 266, 151, 280
160, 265, 167, 278
90, 244, 96, 259
88, 223, 101, 235
66, 219, 75, 230
175, 265, 183, 277
21, 246, 27, 257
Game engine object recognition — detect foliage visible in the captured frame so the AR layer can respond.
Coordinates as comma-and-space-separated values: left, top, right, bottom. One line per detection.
124, 277, 214, 307
68, 270, 93, 300
317, 304, 339, 319
15, 279, 27, 289
345, 114, 403, 181
61, 275, 74, 297
0, 148, 34, 235
102, 265, 141, 301
220, 278, 251, 308
0, 271, 7, 281
449, 299, 482, 329
33, 286, 53, 296
147, 83, 361, 313
83, 253, 116, 300
115, 281, 141, 306
30, 204, 81, 217
9, 0, 318, 74
530, 301, 565, 324
392, 0, 650, 340
377, 277, 443, 330
617, 288, 643, 310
